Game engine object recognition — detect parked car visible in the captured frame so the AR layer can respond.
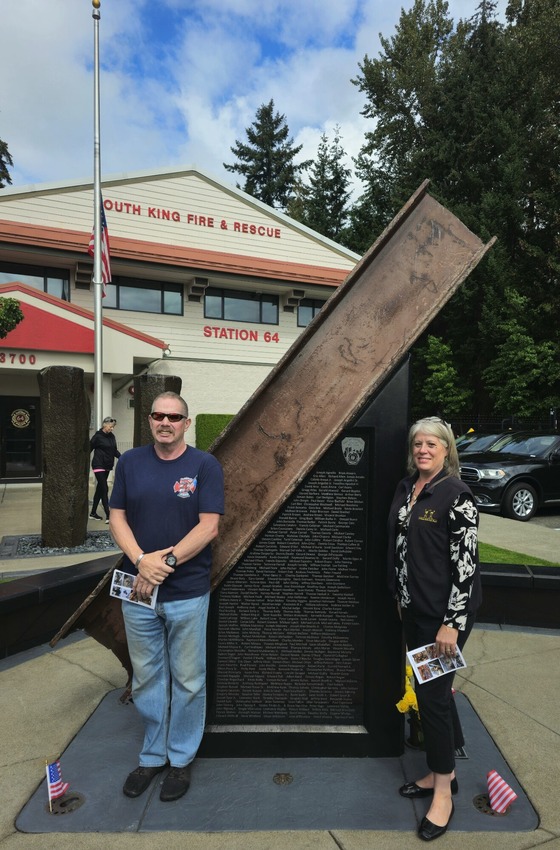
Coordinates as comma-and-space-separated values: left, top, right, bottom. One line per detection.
456, 431, 516, 454
455, 430, 483, 452
459, 431, 560, 521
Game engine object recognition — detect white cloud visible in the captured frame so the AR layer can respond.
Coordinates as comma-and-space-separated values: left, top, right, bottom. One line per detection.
0, 0, 503, 190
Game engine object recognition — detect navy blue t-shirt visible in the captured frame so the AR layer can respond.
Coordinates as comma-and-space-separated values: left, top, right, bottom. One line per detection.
110, 444, 224, 601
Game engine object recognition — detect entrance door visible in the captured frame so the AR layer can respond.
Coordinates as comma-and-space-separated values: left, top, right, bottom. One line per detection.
0, 397, 41, 480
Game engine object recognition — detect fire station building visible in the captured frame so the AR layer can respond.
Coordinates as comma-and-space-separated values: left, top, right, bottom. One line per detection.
0, 167, 359, 482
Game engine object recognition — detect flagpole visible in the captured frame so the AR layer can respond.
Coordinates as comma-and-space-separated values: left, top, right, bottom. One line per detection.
92, 0, 103, 430
45, 760, 52, 813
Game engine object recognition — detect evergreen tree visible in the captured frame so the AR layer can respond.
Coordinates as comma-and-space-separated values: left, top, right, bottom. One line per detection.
224, 99, 311, 210
0, 136, 13, 188
290, 127, 352, 243
414, 335, 472, 418
344, 175, 393, 254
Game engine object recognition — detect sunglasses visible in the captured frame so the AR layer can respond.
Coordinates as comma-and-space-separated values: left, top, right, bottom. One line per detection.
422, 416, 452, 429
150, 411, 188, 422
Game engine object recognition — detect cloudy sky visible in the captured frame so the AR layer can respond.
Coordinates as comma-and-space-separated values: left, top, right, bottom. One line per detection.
1, 0, 504, 193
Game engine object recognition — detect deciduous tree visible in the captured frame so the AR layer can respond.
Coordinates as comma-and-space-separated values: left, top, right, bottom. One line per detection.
350, 0, 560, 421
0, 297, 24, 339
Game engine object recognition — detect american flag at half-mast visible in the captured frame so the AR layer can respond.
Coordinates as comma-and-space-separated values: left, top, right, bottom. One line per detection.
88, 197, 111, 296
487, 769, 518, 813
46, 759, 69, 802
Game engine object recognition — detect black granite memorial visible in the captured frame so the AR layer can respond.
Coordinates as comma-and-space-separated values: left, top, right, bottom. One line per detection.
202, 360, 409, 758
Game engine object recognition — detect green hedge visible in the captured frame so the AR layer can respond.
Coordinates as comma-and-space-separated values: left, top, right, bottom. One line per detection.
195, 413, 235, 452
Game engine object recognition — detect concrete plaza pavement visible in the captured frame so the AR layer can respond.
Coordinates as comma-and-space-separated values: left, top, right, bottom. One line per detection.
1, 483, 560, 849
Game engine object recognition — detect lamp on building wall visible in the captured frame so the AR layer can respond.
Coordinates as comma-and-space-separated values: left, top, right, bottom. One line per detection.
162, 346, 172, 357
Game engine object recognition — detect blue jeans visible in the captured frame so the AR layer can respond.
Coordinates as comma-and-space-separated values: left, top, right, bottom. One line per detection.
122, 592, 209, 768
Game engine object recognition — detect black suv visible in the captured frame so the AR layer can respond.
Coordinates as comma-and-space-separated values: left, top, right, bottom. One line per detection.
459, 431, 560, 521
456, 431, 515, 454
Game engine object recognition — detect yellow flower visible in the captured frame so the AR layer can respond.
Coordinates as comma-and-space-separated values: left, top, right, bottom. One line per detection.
396, 697, 409, 713
396, 669, 419, 715
405, 689, 418, 712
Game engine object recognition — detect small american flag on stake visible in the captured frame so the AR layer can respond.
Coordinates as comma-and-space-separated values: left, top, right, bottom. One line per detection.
46, 759, 69, 809
88, 197, 112, 296
487, 769, 518, 813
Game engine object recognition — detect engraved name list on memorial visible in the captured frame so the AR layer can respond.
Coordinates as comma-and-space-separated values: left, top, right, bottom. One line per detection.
213, 436, 369, 726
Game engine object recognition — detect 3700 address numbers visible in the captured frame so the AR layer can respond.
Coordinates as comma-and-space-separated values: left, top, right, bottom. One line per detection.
0, 352, 37, 365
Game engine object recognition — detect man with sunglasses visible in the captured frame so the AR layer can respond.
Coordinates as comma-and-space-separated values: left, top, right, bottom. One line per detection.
109, 391, 224, 803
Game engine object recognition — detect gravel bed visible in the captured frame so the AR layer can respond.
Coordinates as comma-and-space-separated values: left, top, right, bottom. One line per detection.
15, 531, 118, 557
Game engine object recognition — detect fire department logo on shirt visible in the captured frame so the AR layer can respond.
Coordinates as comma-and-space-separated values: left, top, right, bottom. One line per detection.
173, 476, 198, 498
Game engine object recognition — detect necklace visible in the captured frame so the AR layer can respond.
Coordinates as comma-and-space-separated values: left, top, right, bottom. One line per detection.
409, 479, 429, 509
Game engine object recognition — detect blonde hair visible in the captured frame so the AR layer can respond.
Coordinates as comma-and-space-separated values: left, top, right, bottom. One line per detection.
407, 416, 460, 478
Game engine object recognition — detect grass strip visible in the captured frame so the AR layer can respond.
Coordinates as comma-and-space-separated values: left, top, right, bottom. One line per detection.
480, 541, 560, 567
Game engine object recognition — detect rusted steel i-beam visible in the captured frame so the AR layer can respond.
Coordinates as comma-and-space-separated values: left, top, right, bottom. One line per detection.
209, 181, 495, 588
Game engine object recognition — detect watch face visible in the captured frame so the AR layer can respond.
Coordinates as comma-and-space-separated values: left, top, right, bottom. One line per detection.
166, 554, 177, 567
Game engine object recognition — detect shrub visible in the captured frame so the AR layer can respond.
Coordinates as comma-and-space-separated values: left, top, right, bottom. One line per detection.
196, 413, 234, 451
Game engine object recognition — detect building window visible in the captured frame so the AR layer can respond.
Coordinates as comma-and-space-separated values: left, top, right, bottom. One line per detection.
104, 277, 183, 315
0, 263, 69, 301
298, 298, 326, 327
205, 287, 279, 325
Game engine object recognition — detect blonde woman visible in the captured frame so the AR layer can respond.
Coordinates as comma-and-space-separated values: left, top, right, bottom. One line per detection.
387, 417, 482, 841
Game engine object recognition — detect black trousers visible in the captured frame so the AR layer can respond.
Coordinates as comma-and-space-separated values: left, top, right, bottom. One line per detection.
401, 608, 475, 775
92, 470, 110, 518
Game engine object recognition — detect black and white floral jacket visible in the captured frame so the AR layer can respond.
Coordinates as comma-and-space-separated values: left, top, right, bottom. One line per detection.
387, 469, 482, 630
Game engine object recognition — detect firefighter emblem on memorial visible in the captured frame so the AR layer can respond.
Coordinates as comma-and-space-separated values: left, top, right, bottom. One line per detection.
341, 437, 365, 467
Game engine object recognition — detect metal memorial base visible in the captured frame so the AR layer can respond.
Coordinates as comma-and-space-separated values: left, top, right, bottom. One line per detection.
17, 689, 537, 835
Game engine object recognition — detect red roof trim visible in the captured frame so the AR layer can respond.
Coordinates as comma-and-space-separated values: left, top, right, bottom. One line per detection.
0, 219, 351, 288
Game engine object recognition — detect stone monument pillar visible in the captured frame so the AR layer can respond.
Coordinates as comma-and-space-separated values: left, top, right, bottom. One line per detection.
133, 373, 182, 446
38, 366, 90, 548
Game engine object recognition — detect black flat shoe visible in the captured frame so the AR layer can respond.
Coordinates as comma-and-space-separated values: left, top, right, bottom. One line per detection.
418, 801, 455, 841
399, 777, 458, 799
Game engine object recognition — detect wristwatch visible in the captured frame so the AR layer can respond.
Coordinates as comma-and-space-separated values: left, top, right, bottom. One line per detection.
165, 553, 177, 567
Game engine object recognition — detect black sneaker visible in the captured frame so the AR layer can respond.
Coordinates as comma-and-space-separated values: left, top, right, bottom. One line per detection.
123, 765, 166, 798
89, 513, 102, 521
159, 764, 192, 802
